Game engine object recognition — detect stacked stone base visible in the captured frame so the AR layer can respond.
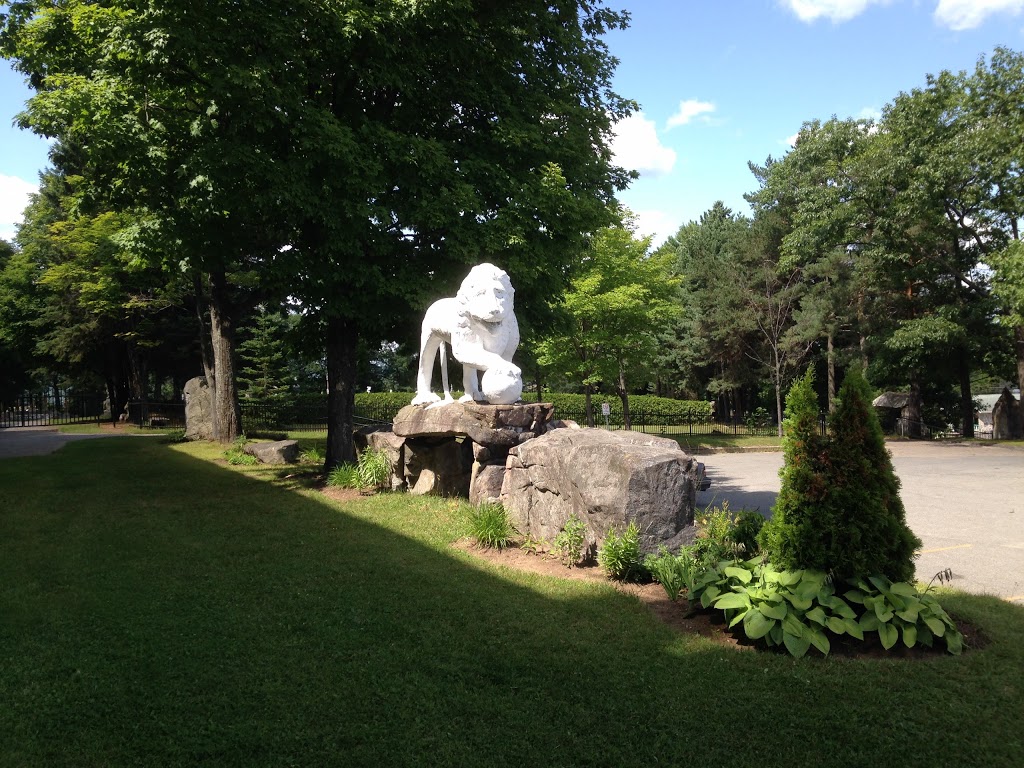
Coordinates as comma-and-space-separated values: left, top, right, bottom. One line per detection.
357, 401, 555, 503
358, 401, 699, 554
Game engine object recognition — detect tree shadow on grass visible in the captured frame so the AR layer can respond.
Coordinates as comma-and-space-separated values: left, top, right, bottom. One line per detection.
0, 438, 1020, 767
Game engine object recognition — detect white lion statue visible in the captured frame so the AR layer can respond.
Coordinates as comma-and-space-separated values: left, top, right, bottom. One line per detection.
411, 263, 522, 406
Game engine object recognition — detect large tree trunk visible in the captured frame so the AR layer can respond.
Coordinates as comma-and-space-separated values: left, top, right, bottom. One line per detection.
827, 332, 836, 412
1015, 324, 1024, 396
208, 268, 241, 443
617, 359, 631, 430
584, 383, 594, 428
325, 315, 358, 469
905, 379, 923, 438
958, 351, 975, 439
193, 271, 216, 386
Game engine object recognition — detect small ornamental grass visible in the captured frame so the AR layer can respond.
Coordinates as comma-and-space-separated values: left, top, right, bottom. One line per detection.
468, 503, 516, 550
327, 463, 360, 488
598, 520, 645, 581
356, 447, 391, 490
326, 448, 391, 491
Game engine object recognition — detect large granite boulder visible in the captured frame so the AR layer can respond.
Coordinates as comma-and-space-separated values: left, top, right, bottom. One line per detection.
500, 429, 699, 558
183, 376, 213, 441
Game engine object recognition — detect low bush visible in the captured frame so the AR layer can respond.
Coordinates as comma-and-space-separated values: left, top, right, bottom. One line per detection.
598, 520, 645, 581
519, 392, 713, 420
224, 437, 259, 466
692, 501, 763, 567
553, 512, 588, 568
644, 546, 699, 602
468, 503, 516, 549
356, 447, 392, 490
327, 463, 360, 488
300, 446, 325, 465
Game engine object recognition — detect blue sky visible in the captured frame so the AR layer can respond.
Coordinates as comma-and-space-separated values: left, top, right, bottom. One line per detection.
2, 0, 1024, 242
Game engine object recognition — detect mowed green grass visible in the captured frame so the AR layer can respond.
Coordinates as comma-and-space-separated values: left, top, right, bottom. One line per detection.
2, 437, 1022, 767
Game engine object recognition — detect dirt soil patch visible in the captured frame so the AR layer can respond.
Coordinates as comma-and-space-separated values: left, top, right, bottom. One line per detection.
451, 540, 983, 659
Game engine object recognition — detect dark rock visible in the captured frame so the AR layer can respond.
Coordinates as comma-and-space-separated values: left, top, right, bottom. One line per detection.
244, 439, 300, 465
404, 437, 474, 497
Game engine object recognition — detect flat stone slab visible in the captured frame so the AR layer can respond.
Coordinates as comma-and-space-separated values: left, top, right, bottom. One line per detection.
393, 401, 554, 448
244, 439, 299, 464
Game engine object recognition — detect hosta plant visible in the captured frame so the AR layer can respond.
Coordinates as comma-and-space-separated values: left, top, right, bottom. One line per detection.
691, 559, 963, 658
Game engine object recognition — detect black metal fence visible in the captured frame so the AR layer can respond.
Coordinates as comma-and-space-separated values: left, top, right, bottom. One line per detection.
0, 391, 106, 428
119, 398, 953, 442
553, 407, 790, 437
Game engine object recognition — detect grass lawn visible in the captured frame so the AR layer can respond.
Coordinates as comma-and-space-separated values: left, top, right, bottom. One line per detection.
2, 437, 1022, 766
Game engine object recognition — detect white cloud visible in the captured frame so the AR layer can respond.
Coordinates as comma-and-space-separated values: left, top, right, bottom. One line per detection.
611, 112, 677, 177
781, 0, 891, 23
629, 209, 679, 248
0, 174, 37, 242
666, 99, 716, 129
857, 106, 882, 122
784, 132, 800, 147
934, 0, 1024, 30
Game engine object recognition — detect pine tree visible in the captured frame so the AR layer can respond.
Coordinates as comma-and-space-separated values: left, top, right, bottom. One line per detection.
237, 307, 291, 403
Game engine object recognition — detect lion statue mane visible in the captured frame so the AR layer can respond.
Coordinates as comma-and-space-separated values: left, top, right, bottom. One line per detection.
411, 263, 522, 406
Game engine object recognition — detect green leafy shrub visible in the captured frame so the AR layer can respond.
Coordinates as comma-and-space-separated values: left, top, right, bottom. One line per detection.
760, 369, 921, 582
327, 463, 360, 488
644, 546, 698, 602
730, 510, 765, 557
163, 429, 187, 444
692, 501, 762, 567
598, 520, 645, 581
468, 503, 516, 549
690, 558, 963, 658
553, 512, 588, 568
300, 447, 325, 464
356, 447, 392, 490
518, 392, 713, 420
224, 436, 259, 466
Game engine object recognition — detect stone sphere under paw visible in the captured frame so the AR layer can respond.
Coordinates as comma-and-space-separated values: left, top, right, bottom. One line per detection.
481, 369, 523, 405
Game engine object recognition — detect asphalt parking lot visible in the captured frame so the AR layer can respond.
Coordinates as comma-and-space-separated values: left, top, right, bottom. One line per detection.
699, 442, 1024, 602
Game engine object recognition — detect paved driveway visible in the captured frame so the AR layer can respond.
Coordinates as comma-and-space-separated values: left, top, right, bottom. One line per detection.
698, 442, 1024, 601
0, 426, 118, 458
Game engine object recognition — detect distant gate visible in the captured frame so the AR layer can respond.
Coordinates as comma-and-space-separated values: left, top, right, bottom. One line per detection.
0, 391, 106, 428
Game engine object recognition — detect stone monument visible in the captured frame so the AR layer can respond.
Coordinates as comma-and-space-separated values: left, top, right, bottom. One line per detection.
411, 263, 522, 406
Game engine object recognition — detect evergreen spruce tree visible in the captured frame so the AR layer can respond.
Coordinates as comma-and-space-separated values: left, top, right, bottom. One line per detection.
237, 307, 291, 403
758, 367, 829, 571
760, 368, 921, 582
822, 370, 921, 581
